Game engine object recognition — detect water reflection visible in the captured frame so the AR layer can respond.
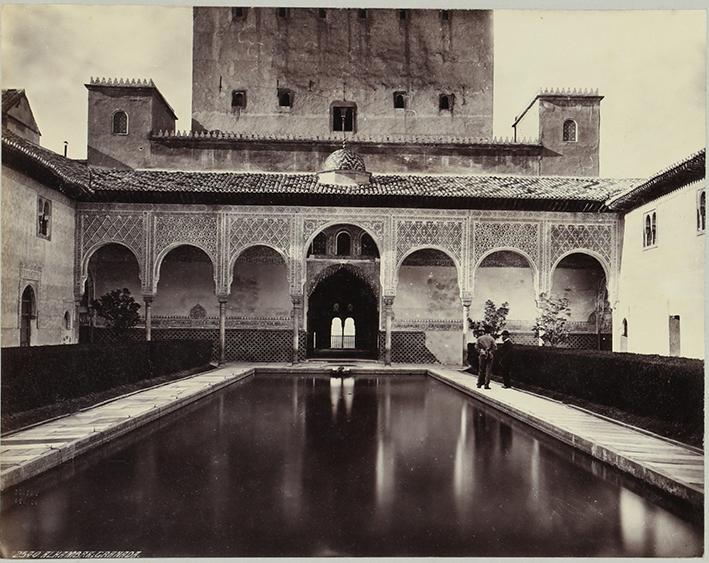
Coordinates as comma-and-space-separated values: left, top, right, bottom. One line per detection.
1, 374, 702, 557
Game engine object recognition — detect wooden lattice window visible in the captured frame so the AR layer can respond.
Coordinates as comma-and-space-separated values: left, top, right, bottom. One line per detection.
563, 119, 577, 142
112, 110, 128, 135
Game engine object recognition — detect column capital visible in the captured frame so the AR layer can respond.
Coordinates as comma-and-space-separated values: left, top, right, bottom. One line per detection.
290, 293, 304, 307
142, 293, 155, 304
217, 294, 229, 304
383, 295, 395, 309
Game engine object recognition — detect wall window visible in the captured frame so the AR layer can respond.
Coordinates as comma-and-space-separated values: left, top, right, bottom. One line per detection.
332, 105, 356, 132
231, 7, 247, 20
643, 210, 657, 248
439, 93, 454, 111
563, 119, 577, 142
278, 88, 293, 108
319, 8, 327, 18
358, 9, 367, 19
697, 189, 706, 232
336, 232, 351, 256
64, 310, 72, 330
111, 110, 128, 135
361, 233, 378, 257
622, 318, 628, 337
37, 196, 51, 240
232, 90, 247, 110
277, 7, 289, 18
393, 91, 406, 109
440, 10, 450, 21
310, 232, 327, 255
399, 9, 407, 20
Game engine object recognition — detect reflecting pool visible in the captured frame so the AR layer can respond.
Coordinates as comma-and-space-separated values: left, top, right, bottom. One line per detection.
0, 374, 703, 557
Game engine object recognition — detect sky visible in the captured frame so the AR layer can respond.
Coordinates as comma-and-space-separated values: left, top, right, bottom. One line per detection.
1, 4, 705, 178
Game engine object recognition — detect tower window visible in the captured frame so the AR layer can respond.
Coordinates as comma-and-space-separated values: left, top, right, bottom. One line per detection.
232, 7, 246, 20
232, 90, 247, 110
439, 93, 454, 111
278, 89, 293, 108
399, 9, 407, 20
697, 189, 706, 232
393, 91, 406, 109
37, 196, 51, 240
111, 110, 128, 135
277, 7, 289, 18
563, 119, 577, 142
440, 10, 450, 21
64, 310, 72, 330
332, 105, 356, 132
622, 318, 628, 337
319, 8, 327, 18
643, 210, 657, 248
358, 9, 367, 19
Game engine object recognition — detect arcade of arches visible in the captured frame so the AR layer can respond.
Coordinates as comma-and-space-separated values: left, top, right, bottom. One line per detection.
76, 207, 617, 364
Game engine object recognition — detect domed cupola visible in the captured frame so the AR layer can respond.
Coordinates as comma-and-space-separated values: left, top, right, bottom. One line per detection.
318, 143, 371, 186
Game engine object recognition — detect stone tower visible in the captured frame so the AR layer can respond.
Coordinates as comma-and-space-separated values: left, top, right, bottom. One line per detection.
191, 7, 494, 139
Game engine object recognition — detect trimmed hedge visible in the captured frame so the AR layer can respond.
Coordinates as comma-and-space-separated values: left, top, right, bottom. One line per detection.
468, 344, 704, 427
2, 340, 212, 416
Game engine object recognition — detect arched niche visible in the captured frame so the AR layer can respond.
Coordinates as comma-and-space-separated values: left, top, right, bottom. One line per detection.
83, 243, 142, 307
228, 245, 290, 319
153, 245, 216, 317
471, 250, 537, 328
551, 252, 611, 340
394, 248, 461, 322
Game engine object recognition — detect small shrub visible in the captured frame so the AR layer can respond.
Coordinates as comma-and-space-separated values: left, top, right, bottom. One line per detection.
92, 288, 141, 331
533, 293, 570, 346
468, 299, 510, 338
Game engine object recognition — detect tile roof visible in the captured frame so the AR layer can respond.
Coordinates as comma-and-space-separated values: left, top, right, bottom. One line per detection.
1, 129, 642, 210
606, 149, 705, 211
2, 89, 25, 113
1, 130, 91, 195
90, 168, 639, 204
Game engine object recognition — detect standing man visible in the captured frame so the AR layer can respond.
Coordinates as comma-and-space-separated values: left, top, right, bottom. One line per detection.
498, 330, 514, 388
475, 326, 497, 390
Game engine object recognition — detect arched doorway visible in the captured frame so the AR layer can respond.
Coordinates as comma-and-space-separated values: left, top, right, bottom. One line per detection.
472, 250, 537, 344
307, 268, 378, 359
551, 252, 611, 350
81, 243, 142, 342
20, 285, 36, 347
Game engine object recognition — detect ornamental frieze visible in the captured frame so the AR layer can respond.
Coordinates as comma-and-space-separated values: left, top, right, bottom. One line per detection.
228, 215, 291, 263
473, 221, 540, 269
396, 218, 464, 264
81, 212, 145, 264
153, 213, 218, 264
549, 223, 613, 268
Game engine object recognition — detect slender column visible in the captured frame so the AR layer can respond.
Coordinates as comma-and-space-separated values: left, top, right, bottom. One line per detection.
218, 296, 228, 364
383, 295, 395, 366
461, 295, 472, 366
143, 294, 154, 341
291, 294, 304, 364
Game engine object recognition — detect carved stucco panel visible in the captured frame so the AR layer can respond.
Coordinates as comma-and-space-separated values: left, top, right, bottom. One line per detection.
395, 218, 463, 264
82, 213, 145, 264
228, 215, 291, 262
474, 221, 541, 268
153, 213, 218, 263
549, 223, 613, 269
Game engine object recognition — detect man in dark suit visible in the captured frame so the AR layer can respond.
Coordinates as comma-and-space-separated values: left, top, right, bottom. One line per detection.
497, 330, 514, 388
475, 326, 497, 389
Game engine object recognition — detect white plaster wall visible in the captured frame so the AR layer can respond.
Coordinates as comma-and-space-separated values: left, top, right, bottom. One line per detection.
1, 166, 76, 346
616, 182, 705, 358
153, 257, 218, 316
425, 331, 462, 365
551, 267, 605, 322
394, 264, 460, 321
228, 260, 290, 316
471, 266, 537, 323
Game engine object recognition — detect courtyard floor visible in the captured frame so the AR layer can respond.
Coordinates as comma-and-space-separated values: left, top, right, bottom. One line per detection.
0, 362, 703, 507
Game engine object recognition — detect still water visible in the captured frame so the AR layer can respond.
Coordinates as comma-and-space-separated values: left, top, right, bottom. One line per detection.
0, 374, 703, 557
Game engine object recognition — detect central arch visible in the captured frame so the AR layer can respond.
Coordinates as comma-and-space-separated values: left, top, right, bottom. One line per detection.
307, 267, 379, 359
